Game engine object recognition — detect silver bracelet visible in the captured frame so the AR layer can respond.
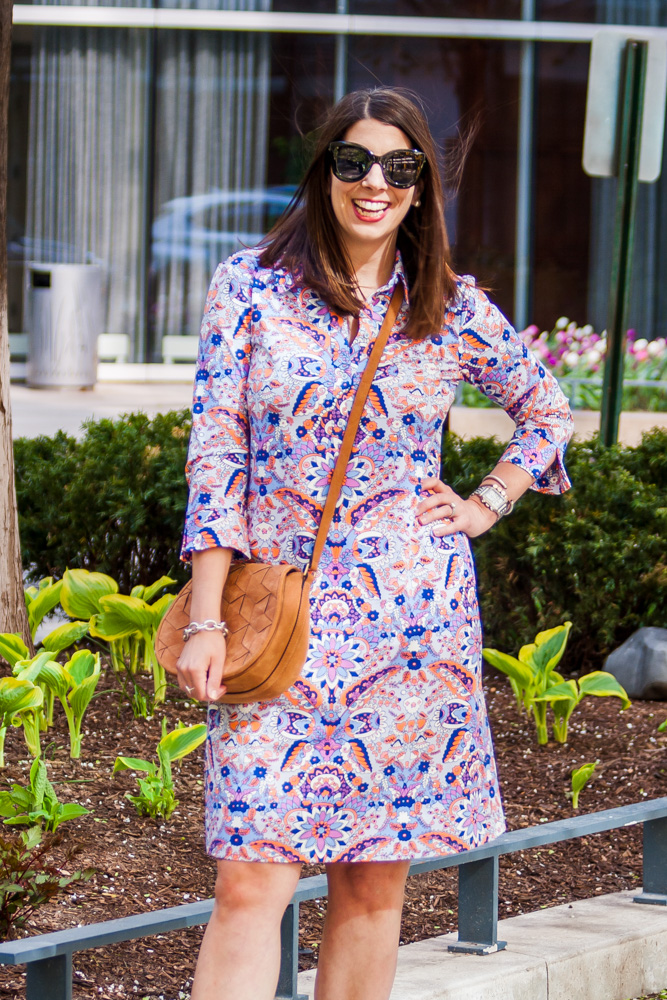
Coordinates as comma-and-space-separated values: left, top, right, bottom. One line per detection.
183, 619, 229, 641
481, 473, 508, 491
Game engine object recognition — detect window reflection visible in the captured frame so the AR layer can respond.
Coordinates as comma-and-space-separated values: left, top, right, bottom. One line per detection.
349, 35, 520, 318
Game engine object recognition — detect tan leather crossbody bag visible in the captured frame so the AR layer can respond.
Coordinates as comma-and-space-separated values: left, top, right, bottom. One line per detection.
155, 285, 403, 704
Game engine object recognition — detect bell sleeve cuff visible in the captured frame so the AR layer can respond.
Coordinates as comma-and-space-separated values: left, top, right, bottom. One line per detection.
180, 257, 255, 562
456, 281, 574, 495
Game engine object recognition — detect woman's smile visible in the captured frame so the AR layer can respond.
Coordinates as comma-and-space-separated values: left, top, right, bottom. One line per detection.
351, 197, 391, 221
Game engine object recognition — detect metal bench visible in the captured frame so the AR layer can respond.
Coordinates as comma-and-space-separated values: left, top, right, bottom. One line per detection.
161, 336, 199, 364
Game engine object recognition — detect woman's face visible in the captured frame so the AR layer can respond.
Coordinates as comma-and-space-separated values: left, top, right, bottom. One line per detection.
329, 118, 421, 261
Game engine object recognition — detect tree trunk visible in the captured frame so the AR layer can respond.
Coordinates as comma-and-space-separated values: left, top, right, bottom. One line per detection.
0, 0, 31, 654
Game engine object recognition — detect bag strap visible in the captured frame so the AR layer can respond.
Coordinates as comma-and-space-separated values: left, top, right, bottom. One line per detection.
308, 283, 404, 575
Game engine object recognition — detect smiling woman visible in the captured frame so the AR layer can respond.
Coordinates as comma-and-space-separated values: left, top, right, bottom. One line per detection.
175, 87, 573, 1000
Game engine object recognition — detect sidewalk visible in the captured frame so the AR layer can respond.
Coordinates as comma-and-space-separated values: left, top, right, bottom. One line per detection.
9, 380, 667, 442
297, 891, 667, 1000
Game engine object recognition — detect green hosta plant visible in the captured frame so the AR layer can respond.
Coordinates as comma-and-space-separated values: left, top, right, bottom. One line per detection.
0, 678, 44, 768
0, 627, 87, 731
483, 622, 630, 744
9, 653, 59, 758
91, 585, 175, 707
0, 634, 31, 668
24, 577, 62, 640
533, 672, 630, 743
570, 761, 597, 810
37, 651, 101, 759
0, 758, 90, 837
22, 577, 89, 653
65, 567, 175, 709
113, 721, 207, 821
483, 622, 573, 744
60, 568, 119, 619
61, 568, 129, 676
0, 637, 51, 725
484, 622, 630, 744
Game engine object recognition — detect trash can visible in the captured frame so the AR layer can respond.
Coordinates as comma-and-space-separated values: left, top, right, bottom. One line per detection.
25, 263, 105, 389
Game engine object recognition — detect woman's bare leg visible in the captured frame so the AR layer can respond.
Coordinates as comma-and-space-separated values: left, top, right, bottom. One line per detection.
191, 859, 302, 1000
314, 861, 410, 1000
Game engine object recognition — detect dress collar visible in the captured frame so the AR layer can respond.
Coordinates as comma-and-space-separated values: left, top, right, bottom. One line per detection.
372, 250, 410, 306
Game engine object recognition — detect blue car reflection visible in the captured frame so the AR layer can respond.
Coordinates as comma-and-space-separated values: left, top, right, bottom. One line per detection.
150, 185, 298, 267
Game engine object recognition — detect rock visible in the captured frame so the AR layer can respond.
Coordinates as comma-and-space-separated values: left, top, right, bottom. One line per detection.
604, 627, 667, 700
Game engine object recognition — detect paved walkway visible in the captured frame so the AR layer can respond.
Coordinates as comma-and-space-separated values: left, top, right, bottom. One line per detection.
297, 891, 667, 1000
9, 379, 667, 443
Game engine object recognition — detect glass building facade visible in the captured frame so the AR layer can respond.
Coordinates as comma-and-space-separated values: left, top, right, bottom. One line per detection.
9, 2, 667, 361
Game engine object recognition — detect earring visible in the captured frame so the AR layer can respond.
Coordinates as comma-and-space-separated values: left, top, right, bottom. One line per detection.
414, 199, 421, 208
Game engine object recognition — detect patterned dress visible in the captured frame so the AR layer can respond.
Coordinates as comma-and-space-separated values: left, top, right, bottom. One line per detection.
181, 248, 573, 863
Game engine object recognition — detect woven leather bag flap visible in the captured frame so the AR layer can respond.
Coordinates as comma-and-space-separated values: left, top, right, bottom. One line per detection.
155, 562, 298, 678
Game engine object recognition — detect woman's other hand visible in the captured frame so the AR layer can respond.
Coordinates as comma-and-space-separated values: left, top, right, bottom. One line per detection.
176, 630, 227, 702
417, 476, 497, 539
176, 546, 234, 702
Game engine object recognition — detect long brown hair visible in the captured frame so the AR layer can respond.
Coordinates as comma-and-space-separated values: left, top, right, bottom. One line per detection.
259, 88, 457, 340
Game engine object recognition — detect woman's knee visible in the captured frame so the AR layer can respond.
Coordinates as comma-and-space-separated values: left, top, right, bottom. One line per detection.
212, 859, 301, 917
326, 861, 410, 912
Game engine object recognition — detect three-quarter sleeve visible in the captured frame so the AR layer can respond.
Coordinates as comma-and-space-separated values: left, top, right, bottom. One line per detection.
456, 281, 574, 494
180, 258, 254, 562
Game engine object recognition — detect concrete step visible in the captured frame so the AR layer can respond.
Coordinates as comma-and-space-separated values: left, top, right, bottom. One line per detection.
297, 890, 667, 1000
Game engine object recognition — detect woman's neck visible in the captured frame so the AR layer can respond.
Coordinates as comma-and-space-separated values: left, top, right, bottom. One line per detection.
346, 237, 398, 300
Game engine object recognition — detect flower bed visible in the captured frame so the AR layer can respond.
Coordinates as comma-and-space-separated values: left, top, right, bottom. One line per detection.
460, 318, 667, 411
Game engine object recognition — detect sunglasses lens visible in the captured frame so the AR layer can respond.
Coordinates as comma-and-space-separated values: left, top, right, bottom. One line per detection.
330, 143, 424, 187
333, 146, 370, 181
384, 153, 422, 187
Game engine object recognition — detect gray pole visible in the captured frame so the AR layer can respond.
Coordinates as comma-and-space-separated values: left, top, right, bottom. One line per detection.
599, 40, 647, 447
334, 0, 348, 103
513, 0, 536, 332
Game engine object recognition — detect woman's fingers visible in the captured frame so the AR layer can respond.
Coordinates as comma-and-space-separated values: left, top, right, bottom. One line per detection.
176, 633, 227, 702
418, 478, 497, 538
205, 650, 227, 702
417, 477, 460, 523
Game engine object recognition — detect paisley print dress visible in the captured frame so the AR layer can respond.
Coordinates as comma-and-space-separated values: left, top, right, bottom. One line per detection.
181, 248, 573, 863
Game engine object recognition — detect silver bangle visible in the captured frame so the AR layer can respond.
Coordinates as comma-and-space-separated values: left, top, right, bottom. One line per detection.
183, 619, 229, 641
481, 473, 508, 491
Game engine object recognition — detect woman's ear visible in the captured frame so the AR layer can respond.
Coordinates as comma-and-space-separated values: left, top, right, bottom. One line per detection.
411, 179, 424, 207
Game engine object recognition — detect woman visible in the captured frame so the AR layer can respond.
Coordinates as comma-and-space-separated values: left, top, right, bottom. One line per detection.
177, 87, 573, 1000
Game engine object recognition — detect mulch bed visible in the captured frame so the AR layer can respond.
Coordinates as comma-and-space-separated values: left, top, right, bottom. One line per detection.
0, 666, 666, 999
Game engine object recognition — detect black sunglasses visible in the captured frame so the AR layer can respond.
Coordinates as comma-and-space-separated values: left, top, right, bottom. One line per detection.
328, 140, 426, 189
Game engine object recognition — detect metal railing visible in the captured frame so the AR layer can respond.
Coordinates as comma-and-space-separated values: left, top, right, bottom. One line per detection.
1, 797, 666, 1000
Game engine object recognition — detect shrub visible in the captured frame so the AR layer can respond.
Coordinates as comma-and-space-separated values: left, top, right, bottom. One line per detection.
442, 427, 667, 670
14, 410, 192, 593
13, 412, 667, 671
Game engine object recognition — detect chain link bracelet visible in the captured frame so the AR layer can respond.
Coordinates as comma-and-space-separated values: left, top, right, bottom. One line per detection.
182, 619, 229, 642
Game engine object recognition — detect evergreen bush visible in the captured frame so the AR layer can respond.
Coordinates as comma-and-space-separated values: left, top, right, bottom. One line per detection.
13, 412, 667, 671
442, 427, 667, 670
14, 410, 191, 594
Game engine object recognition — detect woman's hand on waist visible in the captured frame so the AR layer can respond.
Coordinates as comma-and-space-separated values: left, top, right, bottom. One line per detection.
176, 628, 227, 702
417, 477, 497, 539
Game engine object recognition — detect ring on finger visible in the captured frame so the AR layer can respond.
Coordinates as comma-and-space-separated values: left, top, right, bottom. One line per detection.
449, 502, 457, 514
